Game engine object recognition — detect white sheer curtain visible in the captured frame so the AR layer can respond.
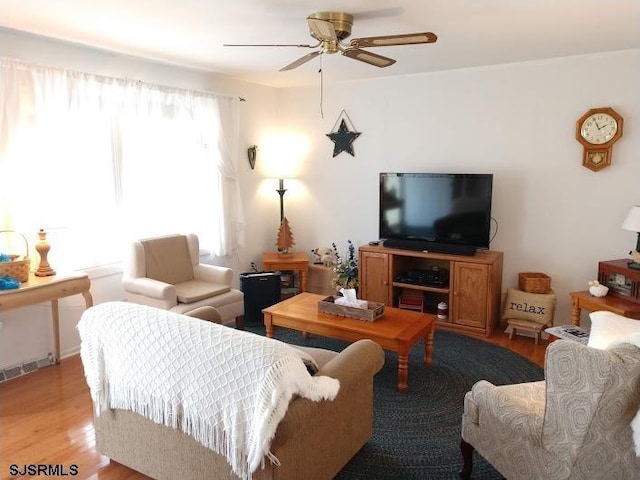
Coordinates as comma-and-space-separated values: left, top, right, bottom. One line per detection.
215, 95, 245, 256
0, 58, 244, 269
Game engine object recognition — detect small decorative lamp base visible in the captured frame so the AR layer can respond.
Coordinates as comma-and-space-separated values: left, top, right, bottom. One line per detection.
35, 229, 56, 277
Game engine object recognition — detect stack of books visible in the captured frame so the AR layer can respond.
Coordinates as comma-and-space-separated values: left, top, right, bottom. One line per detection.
398, 289, 424, 312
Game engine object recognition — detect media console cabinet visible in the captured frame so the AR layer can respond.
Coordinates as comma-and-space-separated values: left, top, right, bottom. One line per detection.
359, 245, 503, 337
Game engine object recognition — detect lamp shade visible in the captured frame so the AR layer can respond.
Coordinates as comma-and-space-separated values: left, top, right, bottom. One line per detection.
259, 132, 307, 179
622, 206, 640, 232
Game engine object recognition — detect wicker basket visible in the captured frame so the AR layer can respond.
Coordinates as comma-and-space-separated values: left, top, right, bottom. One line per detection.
518, 272, 551, 294
0, 230, 30, 283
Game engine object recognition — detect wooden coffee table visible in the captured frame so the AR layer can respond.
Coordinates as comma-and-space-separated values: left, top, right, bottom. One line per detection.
262, 292, 436, 392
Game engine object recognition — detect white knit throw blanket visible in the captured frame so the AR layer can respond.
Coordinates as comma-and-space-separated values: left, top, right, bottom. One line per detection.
78, 302, 340, 479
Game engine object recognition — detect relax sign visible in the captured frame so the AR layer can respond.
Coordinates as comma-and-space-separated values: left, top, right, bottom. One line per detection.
503, 288, 556, 326
508, 301, 547, 316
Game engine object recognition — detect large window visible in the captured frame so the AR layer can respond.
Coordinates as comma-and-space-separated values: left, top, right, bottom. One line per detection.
0, 59, 243, 270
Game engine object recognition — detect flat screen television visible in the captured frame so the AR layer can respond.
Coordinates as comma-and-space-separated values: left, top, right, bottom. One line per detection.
379, 173, 493, 255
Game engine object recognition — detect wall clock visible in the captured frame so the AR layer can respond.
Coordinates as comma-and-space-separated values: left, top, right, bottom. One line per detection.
575, 107, 623, 172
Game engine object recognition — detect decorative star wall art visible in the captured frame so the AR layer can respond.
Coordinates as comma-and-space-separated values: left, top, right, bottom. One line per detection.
326, 110, 361, 157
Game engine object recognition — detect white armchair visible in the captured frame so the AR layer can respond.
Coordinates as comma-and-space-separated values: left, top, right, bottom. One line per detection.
123, 234, 244, 328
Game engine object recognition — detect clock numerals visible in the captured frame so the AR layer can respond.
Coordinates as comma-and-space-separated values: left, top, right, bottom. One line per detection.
580, 113, 617, 144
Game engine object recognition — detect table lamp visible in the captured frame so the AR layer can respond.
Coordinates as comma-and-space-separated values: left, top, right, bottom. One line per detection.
35, 228, 56, 277
260, 132, 307, 254
275, 178, 295, 253
621, 205, 640, 270
276, 178, 287, 222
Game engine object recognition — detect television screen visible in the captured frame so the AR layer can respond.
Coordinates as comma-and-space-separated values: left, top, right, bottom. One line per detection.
379, 173, 493, 251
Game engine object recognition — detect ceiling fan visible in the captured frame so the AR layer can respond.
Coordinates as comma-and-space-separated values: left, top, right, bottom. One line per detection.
224, 11, 437, 71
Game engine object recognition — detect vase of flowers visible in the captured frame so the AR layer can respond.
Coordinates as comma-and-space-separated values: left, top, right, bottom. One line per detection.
330, 240, 358, 291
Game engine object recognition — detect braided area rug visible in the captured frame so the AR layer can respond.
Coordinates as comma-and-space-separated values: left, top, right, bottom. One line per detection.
246, 326, 544, 480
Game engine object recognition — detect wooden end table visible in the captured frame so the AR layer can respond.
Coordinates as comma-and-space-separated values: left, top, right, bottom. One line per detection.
569, 290, 640, 326
0, 273, 93, 362
262, 292, 436, 392
262, 251, 309, 293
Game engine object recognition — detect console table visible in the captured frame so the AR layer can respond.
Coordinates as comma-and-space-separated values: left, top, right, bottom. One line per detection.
262, 251, 309, 293
0, 273, 93, 362
569, 290, 640, 326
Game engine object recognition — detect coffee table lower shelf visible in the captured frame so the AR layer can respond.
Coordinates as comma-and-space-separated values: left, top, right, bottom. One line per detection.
262, 292, 436, 392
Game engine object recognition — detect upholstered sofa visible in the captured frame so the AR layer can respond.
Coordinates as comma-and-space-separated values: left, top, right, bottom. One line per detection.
460, 335, 640, 479
80, 302, 385, 480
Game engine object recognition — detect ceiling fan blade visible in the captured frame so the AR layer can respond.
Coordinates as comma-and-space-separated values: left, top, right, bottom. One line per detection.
342, 48, 396, 68
353, 7, 404, 21
224, 43, 317, 48
350, 32, 437, 48
307, 18, 338, 42
279, 51, 322, 71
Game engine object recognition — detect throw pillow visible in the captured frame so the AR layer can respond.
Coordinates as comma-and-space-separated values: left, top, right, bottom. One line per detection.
588, 310, 640, 350
503, 288, 555, 326
290, 347, 319, 375
632, 410, 640, 457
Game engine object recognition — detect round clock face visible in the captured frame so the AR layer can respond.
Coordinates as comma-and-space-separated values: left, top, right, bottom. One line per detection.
580, 113, 618, 145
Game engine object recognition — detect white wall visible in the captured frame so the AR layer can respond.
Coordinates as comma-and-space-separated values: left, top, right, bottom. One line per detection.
257, 49, 639, 330
2, 26, 639, 368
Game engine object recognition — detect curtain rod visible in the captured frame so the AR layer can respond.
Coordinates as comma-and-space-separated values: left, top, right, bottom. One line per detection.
2, 56, 247, 102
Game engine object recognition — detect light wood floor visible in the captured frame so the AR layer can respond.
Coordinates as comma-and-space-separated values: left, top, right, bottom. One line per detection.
0, 330, 547, 479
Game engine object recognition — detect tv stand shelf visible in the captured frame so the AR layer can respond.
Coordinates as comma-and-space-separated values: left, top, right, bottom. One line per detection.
392, 282, 449, 295
359, 245, 503, 337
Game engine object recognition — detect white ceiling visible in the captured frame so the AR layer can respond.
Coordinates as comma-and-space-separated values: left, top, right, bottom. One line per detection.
1, 0, 639, 88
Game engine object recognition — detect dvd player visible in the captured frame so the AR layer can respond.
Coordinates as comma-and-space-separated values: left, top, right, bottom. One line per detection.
394, 267, 449, 287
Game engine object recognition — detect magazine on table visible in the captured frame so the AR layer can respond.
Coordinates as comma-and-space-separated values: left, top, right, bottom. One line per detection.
545, 325, 590, 344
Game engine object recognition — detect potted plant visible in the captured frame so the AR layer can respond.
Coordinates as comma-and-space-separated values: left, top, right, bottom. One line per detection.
330, 240, 358, 291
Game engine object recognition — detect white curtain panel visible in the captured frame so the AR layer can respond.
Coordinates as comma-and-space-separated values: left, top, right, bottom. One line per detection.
0, 58, 243, 267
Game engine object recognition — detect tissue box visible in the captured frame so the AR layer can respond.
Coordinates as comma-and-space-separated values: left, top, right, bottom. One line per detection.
318, 295, 385, 322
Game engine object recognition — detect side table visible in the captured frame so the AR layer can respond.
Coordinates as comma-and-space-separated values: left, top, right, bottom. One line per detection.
0, 272, 93, 363
262, 252, 309, 293
569, 290, 640, 326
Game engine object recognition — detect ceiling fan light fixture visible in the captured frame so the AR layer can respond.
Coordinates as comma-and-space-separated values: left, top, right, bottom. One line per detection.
225, 11, 436, 72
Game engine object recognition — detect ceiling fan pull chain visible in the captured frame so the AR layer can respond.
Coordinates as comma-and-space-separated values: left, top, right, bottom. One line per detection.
319, 56, 324, 118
